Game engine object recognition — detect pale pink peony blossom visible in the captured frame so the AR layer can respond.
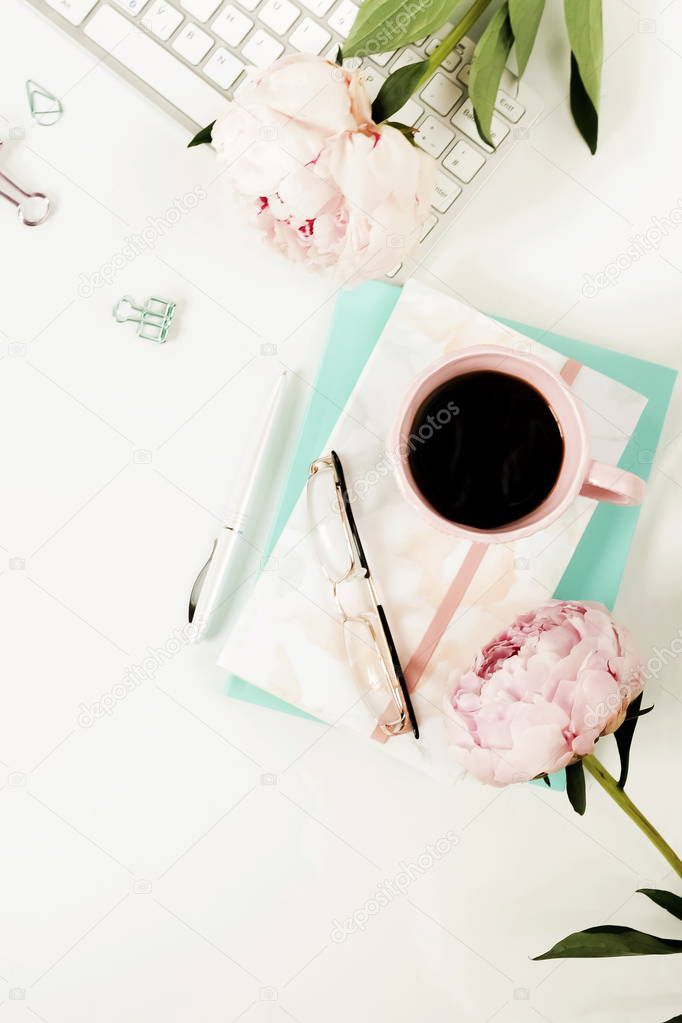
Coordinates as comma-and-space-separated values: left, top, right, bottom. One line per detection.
211, 53, 435, 284
444, 601, 644, 786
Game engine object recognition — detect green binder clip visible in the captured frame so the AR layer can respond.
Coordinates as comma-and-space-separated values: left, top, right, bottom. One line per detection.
26, 80, 63, 127
113, 295, 176, 343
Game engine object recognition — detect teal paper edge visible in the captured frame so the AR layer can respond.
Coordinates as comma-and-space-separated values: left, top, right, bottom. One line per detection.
226, 283, 401, 722
227, 285, 677, 792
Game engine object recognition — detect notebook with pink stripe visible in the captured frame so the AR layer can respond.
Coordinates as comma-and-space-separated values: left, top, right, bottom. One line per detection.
218, 280, 651, 783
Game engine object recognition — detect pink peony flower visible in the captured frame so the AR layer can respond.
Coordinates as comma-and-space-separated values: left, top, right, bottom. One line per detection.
444, 601, 644, 786
211, 53, 435, 284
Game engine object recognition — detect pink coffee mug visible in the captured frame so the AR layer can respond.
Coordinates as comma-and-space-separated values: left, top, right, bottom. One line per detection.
392, 345, 644, 544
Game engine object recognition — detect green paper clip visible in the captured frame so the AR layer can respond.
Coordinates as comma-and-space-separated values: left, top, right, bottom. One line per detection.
26, 80, 63, 127
113, 295, 176, 343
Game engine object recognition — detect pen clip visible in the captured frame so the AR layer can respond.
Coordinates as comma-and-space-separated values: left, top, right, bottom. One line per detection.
188, 538, 217, 624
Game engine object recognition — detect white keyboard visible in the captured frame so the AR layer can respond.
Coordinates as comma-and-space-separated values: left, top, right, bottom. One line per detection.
25, 0, 542, 280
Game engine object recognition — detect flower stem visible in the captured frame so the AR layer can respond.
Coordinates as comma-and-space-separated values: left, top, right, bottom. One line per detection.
428, 0, 494, 73
583, 754, 682, 878
401, 0, 495, 101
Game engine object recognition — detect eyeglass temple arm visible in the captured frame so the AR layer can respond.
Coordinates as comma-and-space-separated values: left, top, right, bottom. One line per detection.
331, 451, 419, 740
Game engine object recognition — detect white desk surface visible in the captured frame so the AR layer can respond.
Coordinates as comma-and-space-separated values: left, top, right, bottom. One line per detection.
1, 1, 681, 1020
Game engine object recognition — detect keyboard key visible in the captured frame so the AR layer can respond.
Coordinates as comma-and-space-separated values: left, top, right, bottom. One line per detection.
259, 0, 299, 33
495, 90, 525, 123
142, 0, 183, 39
424, 24, 452, 52
328, 0, 358, 37
212, 3, 252, 44
45, 0, 98, 24
301, 0, 334, 13
442, 138, 485, 182
420, 72, 462, 116
358, 66, 384, 101
173, 21, 213, 62
441, 51, 459, 73
85, 4, 223, 124
242, 28, 284, 66
390, 49, 420, 72
431, 171, 461, 212
111, 0, 148, 14
424, 39, 459, 72
454, 36, 474, 62
289, 17, 330, 52
419, 213, 438, 241
370, 51, 394, 66
236, 0, 261, 8
180, 0, 220, 18
414, 115, 453, 157
203, 46, 244, 86
393, 98, 422, 126
452, 98, 509, 151
457, 62, 470, 85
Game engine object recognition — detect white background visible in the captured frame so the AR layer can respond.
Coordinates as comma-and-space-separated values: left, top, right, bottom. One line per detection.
1, 0, 681, 1021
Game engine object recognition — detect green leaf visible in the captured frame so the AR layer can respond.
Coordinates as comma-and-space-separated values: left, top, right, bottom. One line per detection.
372, 58, 430, 123
533, 925, 682, 960
188, 120, 215, 148
565, 760, 586, 815
469, 2, 514, 147
509, 0, 545, 76
344, 0, 467, 60
638, 889, 682, 922
385, 120, 417, 145
564, 0, 603, 154
615, 692, 643, 789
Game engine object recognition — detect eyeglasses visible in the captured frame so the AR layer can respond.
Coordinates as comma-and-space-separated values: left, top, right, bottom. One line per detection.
306, 451, 419, 739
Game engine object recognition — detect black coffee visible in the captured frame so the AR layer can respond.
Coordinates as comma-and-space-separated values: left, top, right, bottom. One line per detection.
407, 370, 564, 529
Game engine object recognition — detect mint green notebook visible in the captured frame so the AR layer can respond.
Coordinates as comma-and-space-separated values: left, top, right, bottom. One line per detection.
226, 282, 676, 787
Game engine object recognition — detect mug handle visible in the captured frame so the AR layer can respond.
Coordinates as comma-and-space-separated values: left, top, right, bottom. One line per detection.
580, 460, 645, 506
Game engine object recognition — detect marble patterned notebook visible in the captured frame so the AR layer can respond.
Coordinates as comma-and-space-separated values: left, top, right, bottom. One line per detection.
219, 280, 648, 782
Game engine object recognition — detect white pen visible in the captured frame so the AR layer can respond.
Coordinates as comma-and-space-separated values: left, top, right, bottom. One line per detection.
188, 369, 290, 640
